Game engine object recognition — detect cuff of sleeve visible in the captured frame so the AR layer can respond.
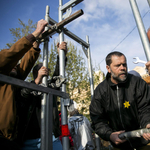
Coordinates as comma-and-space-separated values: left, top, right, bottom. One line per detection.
143, 122, 150, 128
33, 47, 40, 51
31, 80, 37, 85
105, 131, 113, 141
25, 34, 36, 44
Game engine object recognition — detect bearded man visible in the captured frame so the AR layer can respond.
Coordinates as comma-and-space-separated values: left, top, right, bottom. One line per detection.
90, 51, 150, 150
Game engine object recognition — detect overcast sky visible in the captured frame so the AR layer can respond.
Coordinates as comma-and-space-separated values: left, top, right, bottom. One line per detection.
0, 0, 150, 75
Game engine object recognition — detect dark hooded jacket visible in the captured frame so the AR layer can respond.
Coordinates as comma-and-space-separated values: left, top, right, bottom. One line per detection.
90, 73, 150, 149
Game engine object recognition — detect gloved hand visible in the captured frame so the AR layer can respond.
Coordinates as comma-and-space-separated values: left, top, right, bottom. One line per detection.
48, 75, 66, 89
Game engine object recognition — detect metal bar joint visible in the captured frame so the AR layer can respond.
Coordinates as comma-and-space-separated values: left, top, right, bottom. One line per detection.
64, 99, 74, 107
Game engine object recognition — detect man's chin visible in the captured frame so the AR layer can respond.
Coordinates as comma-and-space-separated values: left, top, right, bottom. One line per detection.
119, 76, 127, 82
119, 73, 127, 81
113, 76, 127, 83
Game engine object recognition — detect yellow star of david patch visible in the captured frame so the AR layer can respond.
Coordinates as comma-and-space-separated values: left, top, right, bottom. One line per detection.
124, 101, 130, 108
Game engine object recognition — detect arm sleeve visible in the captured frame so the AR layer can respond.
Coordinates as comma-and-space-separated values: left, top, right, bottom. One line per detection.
136, 79, 150, 128
0, 34, 36, 75
17, 46, 40, 80
50, 55, 67, 83
52, 55, 60, 78
90, 87, 113, 141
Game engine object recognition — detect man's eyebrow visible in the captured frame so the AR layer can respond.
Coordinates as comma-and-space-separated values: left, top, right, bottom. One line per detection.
115, 63, 126, 66
115, 64, 121, 66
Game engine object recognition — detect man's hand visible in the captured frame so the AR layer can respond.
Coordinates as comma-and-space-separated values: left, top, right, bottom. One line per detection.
35, 66, 50, 84
32, 19, 48, 38
110, 131, 126, 145
57, 42, 68, 55
146, 28, 150, 75
146, 61, 150, 75
33, 41, 40, 49
143, 124, 150, 141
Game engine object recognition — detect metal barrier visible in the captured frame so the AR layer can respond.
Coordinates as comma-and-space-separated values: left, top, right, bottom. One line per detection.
0, 73, 69, 150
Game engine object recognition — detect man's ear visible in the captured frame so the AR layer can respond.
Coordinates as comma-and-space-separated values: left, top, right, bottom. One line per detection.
106, 65, 111, 73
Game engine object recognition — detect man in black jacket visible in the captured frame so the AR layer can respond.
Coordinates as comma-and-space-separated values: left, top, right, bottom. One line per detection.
90, 51, 150, 150
17, 42, 67, 150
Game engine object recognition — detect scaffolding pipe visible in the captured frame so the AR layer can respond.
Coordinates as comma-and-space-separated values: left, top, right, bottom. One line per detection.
46, 93, 53, 150
86, 36, 101, 150
147, 0, 150, 7
41, 5, 50, 150
129, 0, 150, 61
48, 17, 89, 48
37, 9, 83, 43
86, 36, 94, 98
59, 0, 70, 150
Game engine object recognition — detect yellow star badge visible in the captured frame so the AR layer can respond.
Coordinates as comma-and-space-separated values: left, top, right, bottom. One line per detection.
124, 101, 130, 108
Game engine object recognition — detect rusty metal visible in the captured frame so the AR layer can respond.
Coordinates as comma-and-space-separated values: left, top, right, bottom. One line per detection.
37, 9, 84, 43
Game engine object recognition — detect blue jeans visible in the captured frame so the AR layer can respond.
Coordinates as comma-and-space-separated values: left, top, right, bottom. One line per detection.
21, 138, 41, 150
53, 138, 63, 150
21, 138, 63, 150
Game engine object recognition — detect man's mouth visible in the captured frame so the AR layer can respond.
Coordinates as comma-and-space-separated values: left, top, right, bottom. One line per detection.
119, 73, 126, 77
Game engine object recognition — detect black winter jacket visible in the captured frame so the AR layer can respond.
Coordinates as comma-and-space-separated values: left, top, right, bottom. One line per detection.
90, 73, 150, 149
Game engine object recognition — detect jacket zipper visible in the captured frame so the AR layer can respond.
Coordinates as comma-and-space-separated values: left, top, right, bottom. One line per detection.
116, 85, 125, 129
116, 85, 133, 148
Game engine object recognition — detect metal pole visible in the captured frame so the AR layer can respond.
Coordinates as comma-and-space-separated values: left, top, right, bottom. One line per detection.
48, 17, 89, 48
129, 0, 150, 61
59, 0, 69, 150
147, 0, 150, 7
46, 93, 53, 150
86, 36, 94, 98
38, 9, 84, 43
41, 5, 49, 150
86, 36, 101, 150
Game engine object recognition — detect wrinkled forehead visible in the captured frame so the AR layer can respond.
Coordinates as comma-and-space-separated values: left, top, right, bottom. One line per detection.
111, 55, 126, 64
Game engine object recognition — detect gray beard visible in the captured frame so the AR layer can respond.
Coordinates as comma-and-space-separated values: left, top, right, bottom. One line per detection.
111, 70, 127, 83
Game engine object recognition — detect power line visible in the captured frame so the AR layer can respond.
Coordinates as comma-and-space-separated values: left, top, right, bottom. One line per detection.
99, 9, 150, 65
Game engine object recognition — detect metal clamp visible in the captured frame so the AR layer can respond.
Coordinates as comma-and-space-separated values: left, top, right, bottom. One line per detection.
64, 99, 74, 107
